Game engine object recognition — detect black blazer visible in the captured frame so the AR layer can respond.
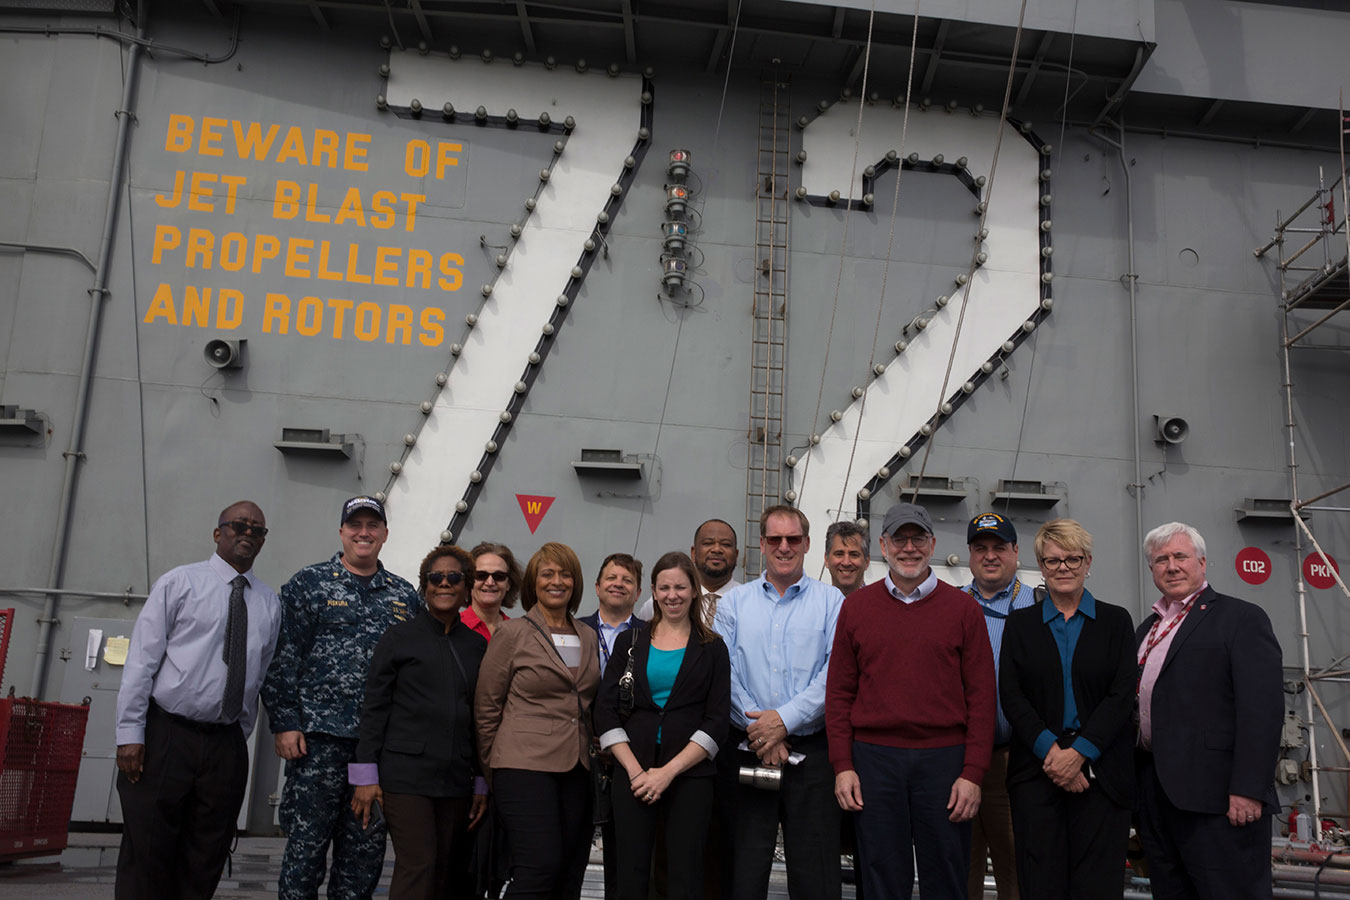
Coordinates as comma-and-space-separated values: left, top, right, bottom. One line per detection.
1000, 592, 1137, 808
593, 625, 731, 778
1136, 585, 1283, 814
356, 608, 487, 796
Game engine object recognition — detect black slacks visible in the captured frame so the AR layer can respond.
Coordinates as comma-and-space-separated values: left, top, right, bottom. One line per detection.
114, 703, 248, 900
492, 766, 592, 900
1008, 773, 1130, 899
851, 741, 969, 900
383, 791, 472, 900
610, 767, 714, 900
731, 729, 841, 900
1135, 753, 1274, 900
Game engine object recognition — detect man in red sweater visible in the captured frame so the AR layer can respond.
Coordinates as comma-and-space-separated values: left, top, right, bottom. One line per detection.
827, 501, 996, 900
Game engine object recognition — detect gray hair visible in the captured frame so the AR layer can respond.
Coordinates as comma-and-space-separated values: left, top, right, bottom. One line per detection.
1143, 522, 1207, 561
825, 520, 871, 559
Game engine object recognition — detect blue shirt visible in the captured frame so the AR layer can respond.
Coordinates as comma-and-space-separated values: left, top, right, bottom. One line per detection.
116, 553, 282, 744
719, 573, 843, 735
1031, 589, 1101, 761
596, 616, 639, 676
963, 577, 1038, 744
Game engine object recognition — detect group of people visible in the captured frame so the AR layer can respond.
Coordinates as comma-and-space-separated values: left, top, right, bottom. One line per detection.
112, 492, 1285, 900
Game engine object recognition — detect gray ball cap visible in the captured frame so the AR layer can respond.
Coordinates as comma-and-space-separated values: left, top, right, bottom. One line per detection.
881, 501, 934, 537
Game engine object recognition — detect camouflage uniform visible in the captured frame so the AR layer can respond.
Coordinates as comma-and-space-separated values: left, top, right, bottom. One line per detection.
261, 553, 421, 900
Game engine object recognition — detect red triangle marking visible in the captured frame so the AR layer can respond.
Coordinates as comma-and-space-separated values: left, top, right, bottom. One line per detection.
516, 494, 556, 534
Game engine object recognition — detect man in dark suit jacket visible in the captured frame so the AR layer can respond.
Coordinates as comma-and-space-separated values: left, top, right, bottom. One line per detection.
1135, 522, 1283, 900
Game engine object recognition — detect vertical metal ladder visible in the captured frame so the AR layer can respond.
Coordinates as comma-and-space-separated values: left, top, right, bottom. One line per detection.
744, 73, 792, 579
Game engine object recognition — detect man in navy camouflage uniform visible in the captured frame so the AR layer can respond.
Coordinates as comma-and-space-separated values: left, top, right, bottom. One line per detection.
262, 496, 421, 900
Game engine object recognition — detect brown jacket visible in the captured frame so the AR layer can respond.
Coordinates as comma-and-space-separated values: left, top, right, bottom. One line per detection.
475, 604, 601, 775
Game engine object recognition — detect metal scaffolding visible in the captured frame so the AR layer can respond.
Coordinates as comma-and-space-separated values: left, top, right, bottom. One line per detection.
1256, 163, 1350, 839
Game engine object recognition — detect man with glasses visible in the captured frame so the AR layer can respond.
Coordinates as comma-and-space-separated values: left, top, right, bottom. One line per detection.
1134, 522, 1282, 900
114, 501, 281, 900
262, 495, 421, 900
720, 504, 844, 900
826, 502, 995, 900
962, 513, 1036, 900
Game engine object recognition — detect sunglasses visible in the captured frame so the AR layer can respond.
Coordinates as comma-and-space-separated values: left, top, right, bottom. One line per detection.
474, 570, 510, 583
427, 571, 466, 586
763, 534, 805, 548
219, 520, 268, 537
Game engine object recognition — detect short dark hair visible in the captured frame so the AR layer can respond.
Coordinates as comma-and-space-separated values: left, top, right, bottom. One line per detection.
693, 519, 738, 548
759, 505, 810, 538
521, 542, 586, 614
649, 551, 716, 644
417, 545, 474, 604
596, 553, 643, 586
468, 542, 524, 609
825, 520, 870, 558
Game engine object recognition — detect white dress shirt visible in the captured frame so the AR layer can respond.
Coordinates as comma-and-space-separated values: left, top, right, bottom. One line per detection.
116, 553, 281, 744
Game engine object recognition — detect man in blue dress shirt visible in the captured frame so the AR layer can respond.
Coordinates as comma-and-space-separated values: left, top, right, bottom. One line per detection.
113, 500, 282, 900
720, 504, 845, 900
962, 512, 1037, 900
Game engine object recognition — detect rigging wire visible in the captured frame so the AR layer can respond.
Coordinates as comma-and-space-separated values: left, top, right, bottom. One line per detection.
909, 0, 1032, 502
1005, 0, 1079, 501
832, 0, 924, 530
794, 0, 880, 502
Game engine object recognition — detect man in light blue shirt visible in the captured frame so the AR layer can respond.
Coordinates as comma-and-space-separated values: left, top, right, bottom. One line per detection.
963, 512, 1036, 900
114, 500, 281, 900
720, 504, 844, 900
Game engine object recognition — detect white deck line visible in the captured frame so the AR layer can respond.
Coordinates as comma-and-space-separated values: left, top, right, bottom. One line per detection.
382, 55, 643, 575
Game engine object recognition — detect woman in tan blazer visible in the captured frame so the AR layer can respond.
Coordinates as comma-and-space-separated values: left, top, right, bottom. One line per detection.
475, 541, 601, 900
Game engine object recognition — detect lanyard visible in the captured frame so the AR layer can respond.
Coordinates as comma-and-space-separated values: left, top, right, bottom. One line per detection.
1135, 594, 1198, 696
968, 579, 1021, 619
598, 620, 630, 669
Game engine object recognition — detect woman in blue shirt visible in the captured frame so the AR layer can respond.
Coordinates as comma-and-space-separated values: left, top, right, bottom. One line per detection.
999, 519, 1136, 899
594, 551, 731, 900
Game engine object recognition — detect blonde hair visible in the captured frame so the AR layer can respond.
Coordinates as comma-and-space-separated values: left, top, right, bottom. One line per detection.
1034, 519, 1093, 559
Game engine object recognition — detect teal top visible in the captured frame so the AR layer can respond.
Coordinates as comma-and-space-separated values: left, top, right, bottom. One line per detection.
647, 646, 686, 708
648, 646, 686, 745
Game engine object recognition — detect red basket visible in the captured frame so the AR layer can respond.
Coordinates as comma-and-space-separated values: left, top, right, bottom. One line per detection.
0, 696, 90, 860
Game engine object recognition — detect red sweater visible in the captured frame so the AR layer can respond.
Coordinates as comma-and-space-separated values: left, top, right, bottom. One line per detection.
825, 577, 996, 783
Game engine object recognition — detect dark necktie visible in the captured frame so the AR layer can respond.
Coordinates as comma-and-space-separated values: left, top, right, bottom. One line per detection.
222, 574, 248, 722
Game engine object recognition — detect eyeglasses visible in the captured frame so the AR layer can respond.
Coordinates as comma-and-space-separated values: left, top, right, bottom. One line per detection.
763, 534, 805, 548
474, 570, 510, 583
1041, 555, 1086, 571
219, 520, 268, 537
427, 571, 465, 586
886, 534, 930, 549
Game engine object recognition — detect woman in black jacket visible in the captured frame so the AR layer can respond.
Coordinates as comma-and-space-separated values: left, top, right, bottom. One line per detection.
593, 551, 731, 900
350, 544, 488, 900
999, 519, 1136, 900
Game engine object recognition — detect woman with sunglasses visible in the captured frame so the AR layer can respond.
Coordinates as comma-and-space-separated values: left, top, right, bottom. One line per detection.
999, 519, 1136, 899
462, 542, 524, 642
593, 551, 730, 900
350, 545, 488, 900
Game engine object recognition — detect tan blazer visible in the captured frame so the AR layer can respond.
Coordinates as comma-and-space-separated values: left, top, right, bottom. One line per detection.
475, 604, 601, 775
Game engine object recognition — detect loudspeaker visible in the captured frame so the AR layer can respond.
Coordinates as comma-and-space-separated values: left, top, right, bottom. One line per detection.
1154, 415, 1189, 445
204, 338, 247, 370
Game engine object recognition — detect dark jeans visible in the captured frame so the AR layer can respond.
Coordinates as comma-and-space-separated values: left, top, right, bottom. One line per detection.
731, 729, 841, 900
1135, 753, 1274, 900
1008, 774, 1129, 899
493, 766, 592, 900
611, 768, 714, 900
852, 741, 970, 900
383, 792, 471, 900
114, 703, 247, 900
